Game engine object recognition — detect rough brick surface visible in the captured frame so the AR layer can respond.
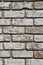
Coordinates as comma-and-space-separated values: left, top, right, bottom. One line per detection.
0, 0, 43, 65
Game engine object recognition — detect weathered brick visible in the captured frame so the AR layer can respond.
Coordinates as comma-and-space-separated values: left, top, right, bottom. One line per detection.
0, 43, 3, 50
12, 50, 33, 58
0, 2, 11, 9
3, 26, 25, 34
26, 59, 43, 65
12, 19, 33, 26
0, 35, 11, 42
12, 35, 33, 42
0, 59, 2, 65
4, 43, 25, 49
26, 43, 43, 50
34, 19, 43, 26
35, 2, 43, 9
34, 51, 43, 58
0, 11, 2, 18
0, 51, 10, 58
26, 10, 43, 17
5, 59, 25, 65
0, 28, 2, 33
12, 2, 33, 9
26, 27, 43, 34
0, 19, 11, 25
4, 11, 24, 18
4, 0, 23, 2
34, 35, 43, 42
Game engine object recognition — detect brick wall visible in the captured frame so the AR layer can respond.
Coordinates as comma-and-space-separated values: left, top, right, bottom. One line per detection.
0, 0, 43, 65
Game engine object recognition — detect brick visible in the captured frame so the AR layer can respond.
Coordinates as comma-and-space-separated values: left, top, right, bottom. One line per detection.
5, 59, 25, 65
34, 35, 43, 42
12, 2, 33, 9
26, 27, 43, 34
12, 50, 33, 58
34, 51, 43, 58
0, 51, 10, 58
3, 26, 25, 34
0, 19, 11, 25
26, 10, 43, 17
34, 19, 43, 26
0, 28, 2, 33
4, 11, 24, 18
12, 35, 33, 42
35, 2, 43, 9
0, 59, 2, 65
4, 0, 23, 2
12, 19, 33, 26
0, 35, 11, 42
4, 43, 25, 49
0, 2, 11, 9
26, 59, 43, 65
0, 11, 2, 18
0, 43, 3, 50
26, 43, 43, 50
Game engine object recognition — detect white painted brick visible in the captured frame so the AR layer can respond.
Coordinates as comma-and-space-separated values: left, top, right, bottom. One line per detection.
34, 35, 43, 42
0, 51, 10, 57
3, 26, 25, 34
4, 43, 25, 49
4, 11, 24, 18
12, 19, 33, 26
0, 59, 2, 65
12, 35, 33, 42
0, 28, 2, 33
26, 59, 43, 65
0, 43, 3, 50
5, 59, 25, 65
12, 2, 33, 9
0, 19, 11, 25
34, 19, 43, 25
12, 50, 33, 58
26, 10, 43, 17
0, 11, 2, 18
0, 2, 11, 9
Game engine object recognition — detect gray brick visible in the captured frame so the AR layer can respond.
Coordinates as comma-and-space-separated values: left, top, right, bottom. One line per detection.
5, 59, 25, 65
0, 51, 10, 57
4, 43, 25, 49
26, 59, 43, 65
34, 35, 43, 42
0, 59, 2, 65
12, 50, 33, 58
12, 35, 33, 42
34, 19, 43, 26
0, 2, 11, 9
12, 2, 33, 9
12, 19, 33, 26
0, 43, 3, 50
3, 26, 25, 34
4, 11, 24, 18
0, 11, 2, 18
26, 10, 43, 17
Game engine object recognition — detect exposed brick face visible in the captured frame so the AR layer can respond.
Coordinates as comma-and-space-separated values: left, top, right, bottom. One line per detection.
0, 0, 43, 65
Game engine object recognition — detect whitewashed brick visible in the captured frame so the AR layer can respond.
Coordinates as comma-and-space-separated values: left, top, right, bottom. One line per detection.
0, 19, 11, 25
0, 59, 2, 65
12, 50, 33, 58
34, 35, 43, 42
0, 43, 3, 50
5, 59, 25, 65
26, 59, 43, 65
4, 43, 25, 49
4, 11, 24, 18
27, 43, 43, 50
12, 19, 33, 26
12, 35, 33, 42
0, 2, 11, 9
35, 2, 43, 9
3, 26, 25, 34
0, 11, 2, 18
12, 2, 33, 9
34, 19, 43, 25
0, 51, 10, 57
0, 28, 2, 33
26, 10, 43, 17
26, 27, 43, 34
